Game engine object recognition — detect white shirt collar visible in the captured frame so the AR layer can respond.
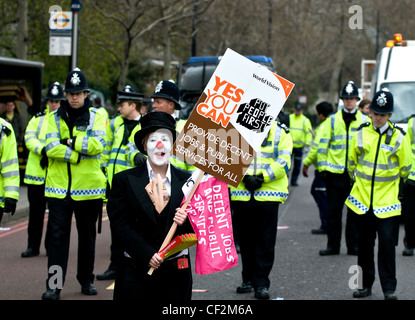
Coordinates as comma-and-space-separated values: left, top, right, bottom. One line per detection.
373, 122, 390, 134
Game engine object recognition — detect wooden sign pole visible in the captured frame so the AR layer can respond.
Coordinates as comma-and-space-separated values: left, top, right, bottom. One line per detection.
148, 169, 205, 275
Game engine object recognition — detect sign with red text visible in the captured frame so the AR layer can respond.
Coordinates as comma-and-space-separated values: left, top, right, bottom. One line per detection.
173, 48, 294, 187
182, 170, 238, 275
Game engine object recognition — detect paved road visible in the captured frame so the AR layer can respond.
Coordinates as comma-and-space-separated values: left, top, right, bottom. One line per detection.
1, 167, 415, 302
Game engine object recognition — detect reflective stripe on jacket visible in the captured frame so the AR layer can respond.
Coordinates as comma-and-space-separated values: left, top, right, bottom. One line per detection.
45, 103, 107, 200
406, 116, 415, 182
345, 122, 411, 218
0, 118, 19, 205
24, 107, 51, 185
317, 110, 368, 173
289, 113, 312, 148
230, 121, 292, 203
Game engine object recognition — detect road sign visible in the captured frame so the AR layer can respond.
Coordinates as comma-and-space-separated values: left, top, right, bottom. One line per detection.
49, 11, 72, 56
173, 48, 295, 187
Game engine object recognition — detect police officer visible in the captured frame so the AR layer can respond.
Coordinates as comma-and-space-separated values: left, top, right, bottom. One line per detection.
21, 82, 64, 258
41, 68, 107, 300
302, 102, 334, 234
346, 89, 411, 300
0, 118, 19, 226
289, 103, 312, 186
96, 85, 146, 281
317, 81, 369, 256
151, 80, 194, 172
402, 115, 415, 256
230, 121, 293, 300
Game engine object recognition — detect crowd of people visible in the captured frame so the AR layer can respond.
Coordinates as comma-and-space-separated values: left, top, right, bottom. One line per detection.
0, 68, 414, 301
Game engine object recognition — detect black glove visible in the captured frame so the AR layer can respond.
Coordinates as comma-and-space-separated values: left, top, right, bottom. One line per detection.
243, 174, 264, 191
4, 198, 17, 216
60, 139, 68, 145
40, 147, 48, 169
134, 153, 147, 166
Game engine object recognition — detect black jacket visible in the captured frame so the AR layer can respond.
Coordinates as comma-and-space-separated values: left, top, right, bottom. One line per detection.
107, 162, 192, 267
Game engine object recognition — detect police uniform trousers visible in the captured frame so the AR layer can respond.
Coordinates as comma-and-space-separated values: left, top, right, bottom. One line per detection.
26, 184, 47, 253
310, 171, 328, 230
355, 210, 400, 293
403, 182, 415, 249
232, 198, 279, 290
325, 171, 358, 252
291, 147, 303, 185
45, 197, 102, 287
114, 255, 192, 300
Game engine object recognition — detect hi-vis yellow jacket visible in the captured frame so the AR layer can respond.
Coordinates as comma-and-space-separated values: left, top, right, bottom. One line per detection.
230, 122, 292, 203
345, 122, 411, 218
0, 118, 19, 206
317, 110, 369, 174
45, 102, 107, 200
102, 114, 142, 188
24, 106, 52, 185
406, 116, 415, 183
289, 113, 312, 148
303, 117, 329, 168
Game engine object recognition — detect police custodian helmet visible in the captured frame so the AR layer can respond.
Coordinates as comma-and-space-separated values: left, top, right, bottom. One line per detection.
340, 81, 360, 100
150, 80, 181, 110
117, 85, 145, 104
64, 68, 89, 93
46, 82, 65, 101
370, 88, 394, 114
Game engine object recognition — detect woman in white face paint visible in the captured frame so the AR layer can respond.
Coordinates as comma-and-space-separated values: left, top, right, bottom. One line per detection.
107, 112, 193, 300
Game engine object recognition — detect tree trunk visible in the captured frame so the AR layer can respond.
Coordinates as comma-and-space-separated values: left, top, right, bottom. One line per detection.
16, 0, 28, 59
162, 22, 172, 80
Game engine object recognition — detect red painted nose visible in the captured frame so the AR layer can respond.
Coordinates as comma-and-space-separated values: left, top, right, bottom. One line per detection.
156, 141, 164, 149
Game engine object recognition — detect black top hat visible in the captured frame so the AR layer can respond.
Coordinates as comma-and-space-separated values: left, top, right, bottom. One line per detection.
117, 85, 145, 104
150, 80, 181, 110
134, 112, 177, 155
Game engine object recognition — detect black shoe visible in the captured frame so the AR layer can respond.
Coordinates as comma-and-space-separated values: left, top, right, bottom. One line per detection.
21, 248, 39, 258
255, 287, 270, 300
353, 288, 372, 298
96, 269, 117, 280
42, 288, 60, 300
347, 248, 358, 256
236, 282, 253, 293
311, 228, 327, 235
403, 247, 414, 256
384, 291, 398, 300
81, 283, 97, 295
319, 248, 340, 256
291, 182, 299, 186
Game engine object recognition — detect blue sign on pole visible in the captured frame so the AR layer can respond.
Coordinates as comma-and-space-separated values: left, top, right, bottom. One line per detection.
71, 0, 82, 12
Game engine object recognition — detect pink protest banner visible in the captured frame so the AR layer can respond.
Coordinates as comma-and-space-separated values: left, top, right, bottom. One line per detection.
182, 169, 238, 275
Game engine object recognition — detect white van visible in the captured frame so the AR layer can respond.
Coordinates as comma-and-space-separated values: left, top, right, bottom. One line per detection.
370, 34, 415, 127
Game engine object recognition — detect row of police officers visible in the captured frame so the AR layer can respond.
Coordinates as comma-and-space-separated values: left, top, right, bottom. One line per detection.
2, 66, 413, 300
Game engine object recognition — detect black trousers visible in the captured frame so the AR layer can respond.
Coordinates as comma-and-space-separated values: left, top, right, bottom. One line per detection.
291, 147, 303, 185
310, 171, 328, 230
45, 197, 102, 287
356, 211, 400, 293
232, 199, 279, 289
26, 184, 47, 252
325, 172, 358, 251
114, 255, 192, 300
403, 182, 415, 248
